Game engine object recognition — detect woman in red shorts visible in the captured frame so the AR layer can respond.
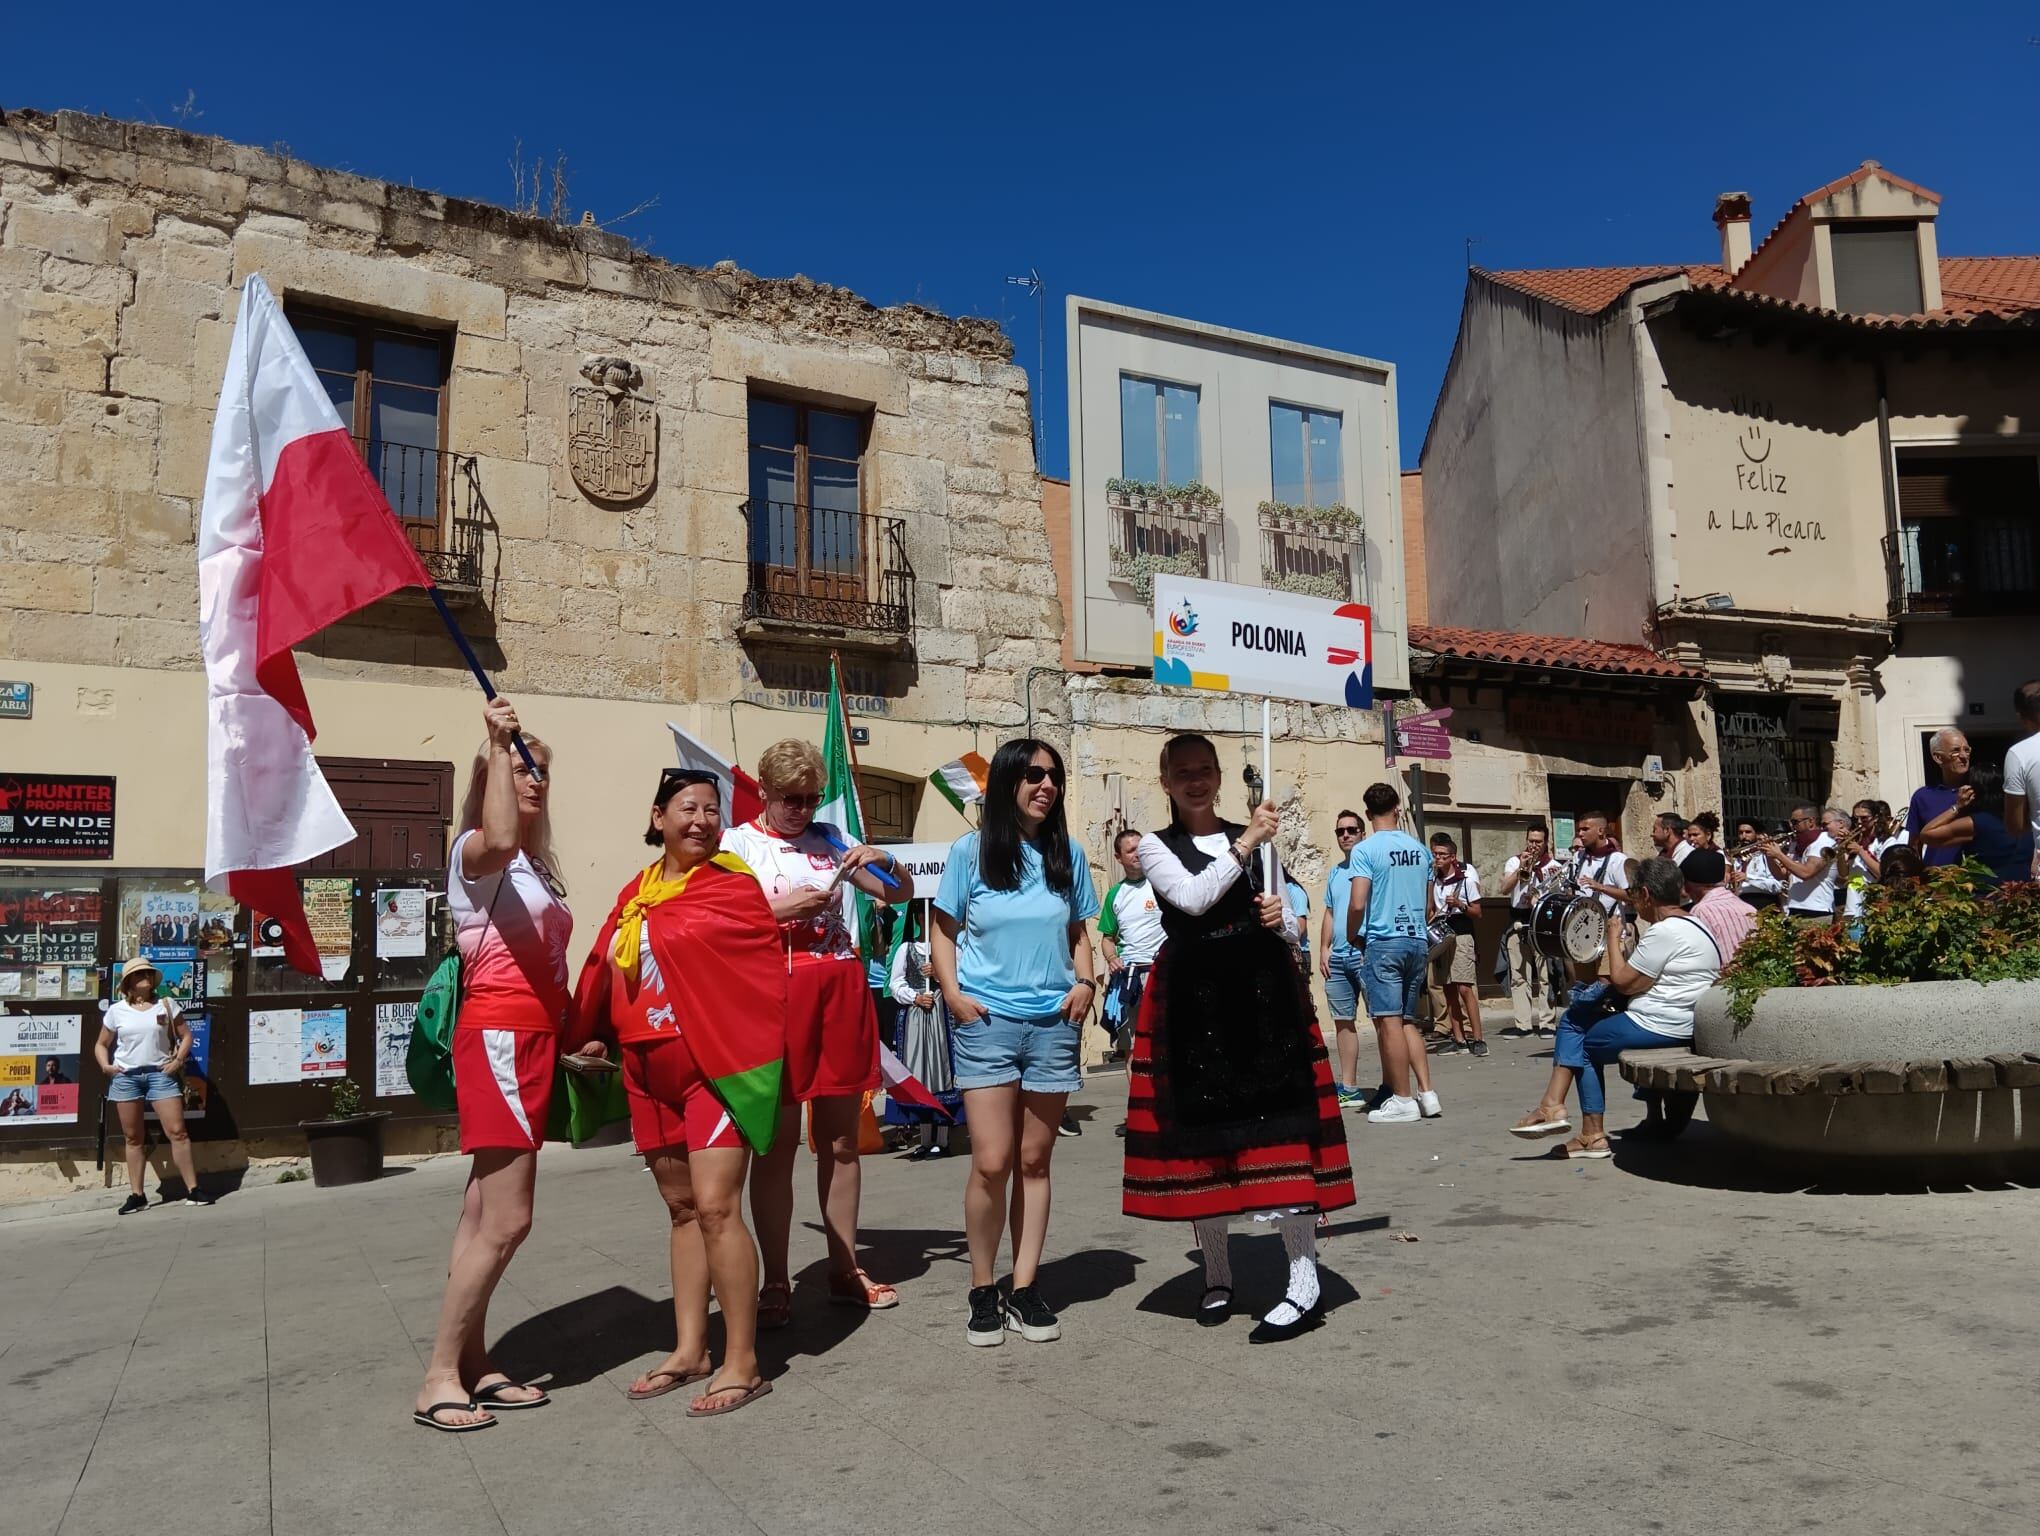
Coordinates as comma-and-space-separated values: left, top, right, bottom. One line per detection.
721, 738, 914, 1326
414, 697, 572, 1433
568, 768, 788, 1418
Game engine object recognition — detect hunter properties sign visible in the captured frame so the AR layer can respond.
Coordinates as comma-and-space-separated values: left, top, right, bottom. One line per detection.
0, 775, 116, 860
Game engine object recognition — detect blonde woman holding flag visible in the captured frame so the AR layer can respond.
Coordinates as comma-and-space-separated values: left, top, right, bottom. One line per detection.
723, 734, 915, 1327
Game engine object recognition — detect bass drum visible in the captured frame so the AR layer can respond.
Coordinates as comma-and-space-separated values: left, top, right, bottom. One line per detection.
1556, 897, 1639, 966
1528, 892, 1574, 963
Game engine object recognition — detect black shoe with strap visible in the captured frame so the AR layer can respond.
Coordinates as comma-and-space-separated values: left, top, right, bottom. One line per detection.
117, 1193, 148, 1216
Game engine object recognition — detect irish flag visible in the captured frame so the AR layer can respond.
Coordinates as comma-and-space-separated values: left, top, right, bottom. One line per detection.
199, 275, 434, 976
929, 752, 989, 815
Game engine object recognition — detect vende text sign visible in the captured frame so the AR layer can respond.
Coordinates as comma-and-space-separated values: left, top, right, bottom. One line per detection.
0, 774, 116, 860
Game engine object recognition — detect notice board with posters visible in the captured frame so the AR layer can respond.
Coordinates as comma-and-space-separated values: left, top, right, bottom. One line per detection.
0, 775, 116, 860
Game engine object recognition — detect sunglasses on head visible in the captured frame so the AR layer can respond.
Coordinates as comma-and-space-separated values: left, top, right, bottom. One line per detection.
660, 767, 720, 789
1021, 765, 1064, 787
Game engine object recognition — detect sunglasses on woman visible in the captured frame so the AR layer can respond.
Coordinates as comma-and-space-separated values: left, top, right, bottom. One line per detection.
1021, 765, 1064, 787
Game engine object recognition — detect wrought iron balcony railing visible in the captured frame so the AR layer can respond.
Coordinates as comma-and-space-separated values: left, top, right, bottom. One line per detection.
1258, 507, 1363, 603
352, 437, 489, 595
1105, 495, 1224, 601
1886, 517, 2039, 618
741, 500, 913, 633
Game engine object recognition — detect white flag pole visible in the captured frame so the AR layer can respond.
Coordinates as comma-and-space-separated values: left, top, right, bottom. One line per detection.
1260, 697, 1275, 894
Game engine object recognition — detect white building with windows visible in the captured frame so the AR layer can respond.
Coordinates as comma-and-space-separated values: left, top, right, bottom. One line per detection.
1053, 297, 1409, 900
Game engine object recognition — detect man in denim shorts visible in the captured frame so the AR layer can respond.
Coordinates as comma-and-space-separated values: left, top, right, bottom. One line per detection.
1319, 809, 1371, 1106
1343, 783, 1442, 1124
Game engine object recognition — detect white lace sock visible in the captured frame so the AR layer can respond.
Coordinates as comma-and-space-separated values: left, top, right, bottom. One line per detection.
1193, 1217, 1233, 1303
1260, 1212, 1321, 1327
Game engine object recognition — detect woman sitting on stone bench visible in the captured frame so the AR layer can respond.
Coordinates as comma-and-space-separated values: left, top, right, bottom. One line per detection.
1508, 857, 1723, 1159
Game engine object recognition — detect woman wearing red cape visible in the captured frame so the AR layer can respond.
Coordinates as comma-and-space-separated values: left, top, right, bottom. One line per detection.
567, 768, 787, 1418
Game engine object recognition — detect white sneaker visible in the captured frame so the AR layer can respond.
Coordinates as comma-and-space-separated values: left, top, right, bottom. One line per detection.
1418, 1090, 1443, 1119
1367, 1096, 1420, 1124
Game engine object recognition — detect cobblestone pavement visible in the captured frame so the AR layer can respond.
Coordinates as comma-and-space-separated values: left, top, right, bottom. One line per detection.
6, 1033, 2038, 1535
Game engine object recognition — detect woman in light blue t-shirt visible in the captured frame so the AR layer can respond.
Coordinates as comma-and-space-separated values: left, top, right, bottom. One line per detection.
932, 738, 1099, 1350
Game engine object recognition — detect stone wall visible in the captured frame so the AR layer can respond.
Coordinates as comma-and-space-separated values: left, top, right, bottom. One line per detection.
0, 109, 1061, 738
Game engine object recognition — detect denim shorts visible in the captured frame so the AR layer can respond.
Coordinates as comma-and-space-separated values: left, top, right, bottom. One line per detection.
1323, 950, 1366, 1020
108, 1068, 181, 1103
951, 1012, 1082, 1094
1360, 938, 1428, 1021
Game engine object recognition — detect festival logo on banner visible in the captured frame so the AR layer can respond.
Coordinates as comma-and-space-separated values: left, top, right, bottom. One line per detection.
1151, 575, 1373, 709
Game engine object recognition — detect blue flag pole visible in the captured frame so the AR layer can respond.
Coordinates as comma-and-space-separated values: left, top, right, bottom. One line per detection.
426, 586, 545, 783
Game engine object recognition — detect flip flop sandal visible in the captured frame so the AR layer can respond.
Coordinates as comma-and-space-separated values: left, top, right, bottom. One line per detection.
413, 1401, 495, 1433
685, 1377, 774, 1419
828, 1268, 900, 1310
626, 1366, 711, 1403
1510, 1110, 1574, 1140
1560, 1138, 1613, 1160
472, 1380, 550, 1411
1197, 1285, 1234, 1327
757, 1283, 794, 1331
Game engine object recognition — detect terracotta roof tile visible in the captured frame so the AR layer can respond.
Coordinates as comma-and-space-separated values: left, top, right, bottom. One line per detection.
1410, 624, 1702, 680
1485, 264, 1724, 315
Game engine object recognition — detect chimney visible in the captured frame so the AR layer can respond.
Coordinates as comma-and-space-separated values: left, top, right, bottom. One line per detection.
1714, 191, 1753, 275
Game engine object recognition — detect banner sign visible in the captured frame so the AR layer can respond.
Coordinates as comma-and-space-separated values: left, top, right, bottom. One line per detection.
879, 842, 953, 894
1151, 576, 1373, 709
0, 774, 115, 860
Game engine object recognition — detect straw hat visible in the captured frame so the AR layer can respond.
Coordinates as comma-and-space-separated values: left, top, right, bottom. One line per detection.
117, 957, 162, 992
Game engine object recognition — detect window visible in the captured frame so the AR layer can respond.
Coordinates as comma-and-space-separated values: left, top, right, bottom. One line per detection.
1269, 403, 1343, 509
856, 770, 920, 841
747, 398, 869, 602
1895, 455, 2039, 614
291, 307, 451, 549
1831, 223, 1924, 316
1119, 375, 1200, 488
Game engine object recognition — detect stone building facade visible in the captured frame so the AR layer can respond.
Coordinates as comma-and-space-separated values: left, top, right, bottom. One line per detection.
0, 109, 1066, 1165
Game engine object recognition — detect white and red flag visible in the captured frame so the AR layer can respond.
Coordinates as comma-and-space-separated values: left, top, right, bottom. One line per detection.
199, 275, 433, 975
666, 721, 765, 827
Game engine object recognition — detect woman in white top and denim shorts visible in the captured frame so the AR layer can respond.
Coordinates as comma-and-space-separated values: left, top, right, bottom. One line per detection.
97, 956, 211, 1214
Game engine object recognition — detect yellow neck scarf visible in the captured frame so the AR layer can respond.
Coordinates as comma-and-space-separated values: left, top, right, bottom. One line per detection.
611, 852, 755, 983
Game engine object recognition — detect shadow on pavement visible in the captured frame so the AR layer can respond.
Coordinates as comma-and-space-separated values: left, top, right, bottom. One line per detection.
492, 1283, 672, 1389
1135, 1234, 1359, 1323
1607, 1122, 2040, 1196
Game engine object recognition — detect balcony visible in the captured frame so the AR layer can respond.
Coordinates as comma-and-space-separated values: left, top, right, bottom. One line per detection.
1258, 502, 1363, 602
1886, 517, 2039, 618
1105, 480, 1225, 601
354, 437, 491, 600
740, 500, 913, 649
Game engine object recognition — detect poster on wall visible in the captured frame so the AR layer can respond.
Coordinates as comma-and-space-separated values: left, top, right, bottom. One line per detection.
181, 1011, 212, 1118
373, 890, 427, 959
301, 1007, 347, 1077
0, 774, 115, 860
155, 960, 202, 1003
0, 884, 103, 967
248, 1008, 302, 1085
302, 878, 353, 982
0, 1014, 83, 1124
375, 1002, 416, 1097
137, 889, 200, 964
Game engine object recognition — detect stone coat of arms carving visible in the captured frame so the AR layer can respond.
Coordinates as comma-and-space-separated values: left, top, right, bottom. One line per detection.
568, 355, 657, 502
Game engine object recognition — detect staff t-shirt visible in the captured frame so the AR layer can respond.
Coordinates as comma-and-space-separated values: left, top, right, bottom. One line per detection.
935, 831, 1099, 1019
1099, 877, 1165, 966
449, 833, 573, 1031
1621, 915, 1721, 1039
104, 998, 180, 1071
1348, 830, 1431, 943
1908, 783, 1963, 867
2005, 734, 2040, 847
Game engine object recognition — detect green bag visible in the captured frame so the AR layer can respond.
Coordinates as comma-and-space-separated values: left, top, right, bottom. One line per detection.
547, 1062, 630, 1145
406, 951, 461, 1113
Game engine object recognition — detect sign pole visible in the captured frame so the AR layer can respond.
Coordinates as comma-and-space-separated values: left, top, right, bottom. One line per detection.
1260, 697, 1275, 893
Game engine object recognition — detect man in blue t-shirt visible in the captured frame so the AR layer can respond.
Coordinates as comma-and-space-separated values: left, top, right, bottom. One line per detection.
1319, 809, 1367, 1105
1343, 782, 1441, 1124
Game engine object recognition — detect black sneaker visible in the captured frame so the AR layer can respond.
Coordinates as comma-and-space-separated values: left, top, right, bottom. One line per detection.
118, 1193, 148, 1216
1057, 1113, 1081, 1138
185, 1188, 216, 1206
1469, 1040, 1490, 1059
1005, 1285, 1061, 1343
966, 1284, 1006, 1347
1113, 1122, 1128, 1138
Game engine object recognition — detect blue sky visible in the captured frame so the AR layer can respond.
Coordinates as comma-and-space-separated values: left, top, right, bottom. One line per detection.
8, 4, 2037, 473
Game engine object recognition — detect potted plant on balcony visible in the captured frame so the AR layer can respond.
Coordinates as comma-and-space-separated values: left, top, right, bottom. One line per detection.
300, 1075, 393, 1188
1106, 477, 1130, 509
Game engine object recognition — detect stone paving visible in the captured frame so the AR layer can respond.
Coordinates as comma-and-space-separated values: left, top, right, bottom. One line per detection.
5, 1033, 2038, 1535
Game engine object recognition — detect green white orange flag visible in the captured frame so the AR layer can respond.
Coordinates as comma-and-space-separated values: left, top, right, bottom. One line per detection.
929, 752, 989, 815
817, 657, 865, 851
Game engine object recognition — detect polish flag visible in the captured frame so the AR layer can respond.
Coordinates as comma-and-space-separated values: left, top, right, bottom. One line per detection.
666, 721, 765, 827
199, 275, 433, 975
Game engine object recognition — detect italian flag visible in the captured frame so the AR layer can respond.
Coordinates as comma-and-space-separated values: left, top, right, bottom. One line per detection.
929, 752, 990, 816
